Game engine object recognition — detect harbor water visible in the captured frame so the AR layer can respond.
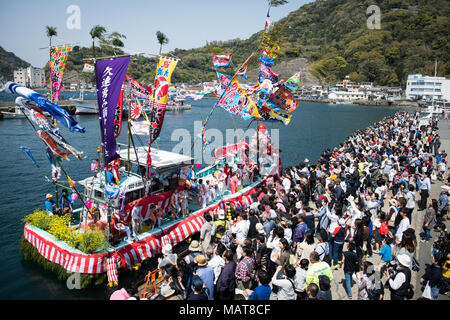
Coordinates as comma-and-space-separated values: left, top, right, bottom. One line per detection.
0, 98, 412, 299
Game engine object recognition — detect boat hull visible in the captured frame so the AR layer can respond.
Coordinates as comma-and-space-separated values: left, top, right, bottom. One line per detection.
22, 172, 274, 275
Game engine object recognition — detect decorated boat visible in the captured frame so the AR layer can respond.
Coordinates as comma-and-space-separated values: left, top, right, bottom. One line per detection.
14, 2, 300, 291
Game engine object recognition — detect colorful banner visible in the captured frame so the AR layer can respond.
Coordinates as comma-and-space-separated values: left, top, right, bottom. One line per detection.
146, 57, 177, 173
284, 71, 301, 92
126, 75, 151, 100
212, 54, 232, 68
258, 62, 279, 84
259, 104, 292, 125
49, 45, 72, 104
95, 56, 130, 164
148, 57, 177, 143
268, 84, 299, 113
216, 77, 246, 115
83, 63, 95, 73
217, 72, 232, 91
114, 88, 124, 139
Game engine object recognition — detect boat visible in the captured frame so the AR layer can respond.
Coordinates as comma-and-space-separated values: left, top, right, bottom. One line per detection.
18, 3, 296, 291
0, 106, 27, 119
71, 86, 98, 115
23, 127, 280, 281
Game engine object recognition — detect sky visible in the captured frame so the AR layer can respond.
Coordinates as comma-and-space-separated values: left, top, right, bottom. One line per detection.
0, 0, 312, 68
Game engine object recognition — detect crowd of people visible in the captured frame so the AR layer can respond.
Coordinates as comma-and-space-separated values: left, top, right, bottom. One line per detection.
111, 111, 450, 301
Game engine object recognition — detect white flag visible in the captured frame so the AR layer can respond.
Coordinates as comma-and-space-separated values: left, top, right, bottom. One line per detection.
130, 120, 149, 135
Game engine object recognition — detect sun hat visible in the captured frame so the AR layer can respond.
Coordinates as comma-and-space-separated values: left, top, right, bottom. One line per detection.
389, 199, 398, 206
162, 243, 172, 256
46, 193, 53, 198
396, 254, 412, 269
160, 285, 176, 298
189, 240, 201, 252
194, 254, 207, 267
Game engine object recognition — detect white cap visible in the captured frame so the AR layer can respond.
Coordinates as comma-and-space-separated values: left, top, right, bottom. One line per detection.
397, 254, 412, 269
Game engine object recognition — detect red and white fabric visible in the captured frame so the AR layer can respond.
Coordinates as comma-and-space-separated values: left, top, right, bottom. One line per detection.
23, 171, 274, 274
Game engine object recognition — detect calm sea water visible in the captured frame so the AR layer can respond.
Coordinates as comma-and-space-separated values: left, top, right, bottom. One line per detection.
0, 97, 411, 299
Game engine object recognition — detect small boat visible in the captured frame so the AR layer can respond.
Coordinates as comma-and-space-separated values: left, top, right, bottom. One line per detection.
71, 87, 98, 115
1, 106, 26, 119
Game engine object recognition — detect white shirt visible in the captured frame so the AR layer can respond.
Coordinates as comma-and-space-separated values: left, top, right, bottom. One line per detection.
208, 254, 225, 284
271, 276, 296, 300
282, 178, 291, 192
232, 219, 250, 242
396, 217, 410, 242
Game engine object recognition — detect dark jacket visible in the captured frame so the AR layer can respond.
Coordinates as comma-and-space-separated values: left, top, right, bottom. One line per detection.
215, 260, 237, 300
422, 264, 443, 287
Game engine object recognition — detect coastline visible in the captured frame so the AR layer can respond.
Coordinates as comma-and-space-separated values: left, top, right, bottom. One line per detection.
298, 98, 421, 109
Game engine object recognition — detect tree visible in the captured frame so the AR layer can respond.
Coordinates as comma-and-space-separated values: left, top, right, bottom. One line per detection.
46, 26, 58, 50
156, 31, 169, 55
89, 25, 107, 58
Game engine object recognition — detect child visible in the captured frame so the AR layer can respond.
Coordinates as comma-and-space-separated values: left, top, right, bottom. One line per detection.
373, 212, 388, 253
294, 258, 309, 300
378, 237, 393, 274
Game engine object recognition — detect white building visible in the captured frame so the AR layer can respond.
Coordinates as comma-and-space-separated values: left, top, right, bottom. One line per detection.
13, 69, 27, 86
405, 73, 450, 102
14, 66, 46, 88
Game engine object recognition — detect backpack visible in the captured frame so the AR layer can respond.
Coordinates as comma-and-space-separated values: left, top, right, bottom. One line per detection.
316, 243, 332, 265
379, 221, 389, 236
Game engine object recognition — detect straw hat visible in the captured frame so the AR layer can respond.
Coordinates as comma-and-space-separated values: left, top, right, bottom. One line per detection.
46, 193, 53, 199
397, 254, 412, 269
194, 254, 207, 267
389, 199, 398, 206
189, 240, 201, 252
160, 285, 175, 298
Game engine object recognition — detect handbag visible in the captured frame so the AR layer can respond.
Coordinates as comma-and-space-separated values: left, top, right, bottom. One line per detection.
422, 281, 432, 300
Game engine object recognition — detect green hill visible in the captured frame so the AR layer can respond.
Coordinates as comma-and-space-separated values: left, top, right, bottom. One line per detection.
0, 46, 31, 82
47, 0, 450, 87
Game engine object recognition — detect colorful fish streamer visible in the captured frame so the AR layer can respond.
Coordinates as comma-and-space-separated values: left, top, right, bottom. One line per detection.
212, 55, 232, 68
49, 45, 72, 104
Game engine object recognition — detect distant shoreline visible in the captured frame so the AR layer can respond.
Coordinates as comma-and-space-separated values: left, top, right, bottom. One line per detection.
298, 98, 421, 109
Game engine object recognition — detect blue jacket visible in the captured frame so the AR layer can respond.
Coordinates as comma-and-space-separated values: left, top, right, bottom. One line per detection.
196, 265, 215, 300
